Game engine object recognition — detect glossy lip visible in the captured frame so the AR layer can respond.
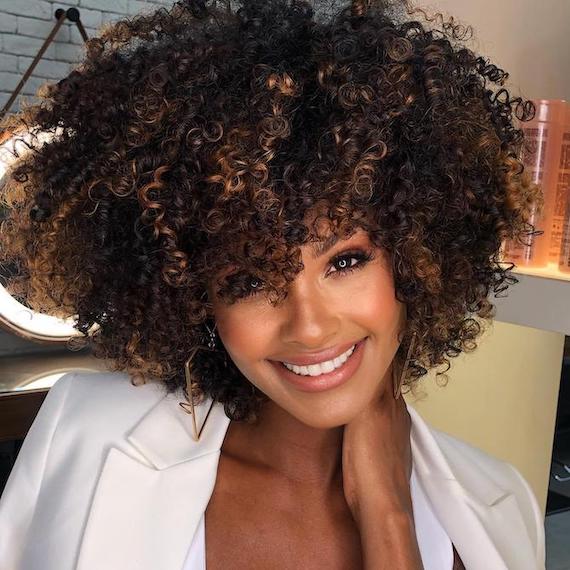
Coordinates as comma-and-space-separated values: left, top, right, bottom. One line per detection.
268, 337, 368, 393
269, 337, 360, 366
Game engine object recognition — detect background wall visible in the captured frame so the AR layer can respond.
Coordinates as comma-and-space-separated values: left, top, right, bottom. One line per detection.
405, 323, 565, 517
402, 0, 570, 516
0, 0, 174, 114
420, 0, 570, 102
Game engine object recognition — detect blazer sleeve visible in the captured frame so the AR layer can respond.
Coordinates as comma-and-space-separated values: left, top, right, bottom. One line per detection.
0, 372, 75, 570
506, 461, 546, 569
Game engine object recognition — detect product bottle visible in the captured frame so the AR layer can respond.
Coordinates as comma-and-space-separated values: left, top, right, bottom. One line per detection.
502, 99, 567, 268
559, 103, 570, 273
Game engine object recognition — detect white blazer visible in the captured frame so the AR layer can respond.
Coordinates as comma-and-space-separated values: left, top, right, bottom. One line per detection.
0, 371, 546, 570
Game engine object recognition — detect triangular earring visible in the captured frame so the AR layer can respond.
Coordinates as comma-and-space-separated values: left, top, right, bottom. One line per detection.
393, 331, 417, 399
179, 342, 216, 442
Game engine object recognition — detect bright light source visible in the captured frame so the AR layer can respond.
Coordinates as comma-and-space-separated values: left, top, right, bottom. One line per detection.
0, 128, 94, 342
13, 372, 67, 391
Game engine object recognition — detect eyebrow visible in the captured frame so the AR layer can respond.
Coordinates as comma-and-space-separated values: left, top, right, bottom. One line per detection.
310, 234, 340, 259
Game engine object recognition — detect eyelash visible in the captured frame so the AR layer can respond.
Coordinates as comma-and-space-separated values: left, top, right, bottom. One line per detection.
235, 248, 375, 299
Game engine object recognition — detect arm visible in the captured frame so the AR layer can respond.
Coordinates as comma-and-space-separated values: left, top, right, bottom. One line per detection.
356, 495, 424, 570
342, 386, 424, 570
0, 372, 75, 570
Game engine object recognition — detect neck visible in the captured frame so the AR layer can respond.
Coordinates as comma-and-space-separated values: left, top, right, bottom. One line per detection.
222, 399, 344, 490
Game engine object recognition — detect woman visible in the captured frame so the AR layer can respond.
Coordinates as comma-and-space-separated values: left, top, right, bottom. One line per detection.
0, 0, 545, 568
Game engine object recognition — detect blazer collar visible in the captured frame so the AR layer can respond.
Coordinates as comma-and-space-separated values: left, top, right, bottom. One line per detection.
126, 390, 231, 469
407, 405, 510, 507
126, 391, 507, 506
76, 391, 534, 570
407, 404, 536, 569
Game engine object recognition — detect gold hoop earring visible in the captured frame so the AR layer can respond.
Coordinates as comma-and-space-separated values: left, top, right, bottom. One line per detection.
393, 331, 417, 399
178, 322, 218, 441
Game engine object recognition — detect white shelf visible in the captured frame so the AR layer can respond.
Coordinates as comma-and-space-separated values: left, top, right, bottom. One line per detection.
510, 262, 570, 283
493, 262, 570, 335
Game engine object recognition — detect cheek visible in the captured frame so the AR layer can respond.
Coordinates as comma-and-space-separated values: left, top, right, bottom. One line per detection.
349, 264, 403, 336
213, 304, 274, 367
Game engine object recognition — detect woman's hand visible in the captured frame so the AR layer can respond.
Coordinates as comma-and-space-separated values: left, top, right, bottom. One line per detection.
342, 369, 424, 569
342, 370, 413, 518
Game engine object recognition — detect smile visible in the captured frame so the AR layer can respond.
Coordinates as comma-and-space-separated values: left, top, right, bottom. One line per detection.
281, 344, 356, 376
268, 337, 368, 393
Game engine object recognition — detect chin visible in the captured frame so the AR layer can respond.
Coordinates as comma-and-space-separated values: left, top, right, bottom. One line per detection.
294, 413, 350, 430
282, 393, 377, 429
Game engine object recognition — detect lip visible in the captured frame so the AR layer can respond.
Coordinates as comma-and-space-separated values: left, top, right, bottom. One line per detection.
270, 338, 361, 366
268, 337, 368, 393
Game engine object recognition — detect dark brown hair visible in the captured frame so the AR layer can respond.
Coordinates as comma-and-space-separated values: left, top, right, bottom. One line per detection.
0, 0, 541, 422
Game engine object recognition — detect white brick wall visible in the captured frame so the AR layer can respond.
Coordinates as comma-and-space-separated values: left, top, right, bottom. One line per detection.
0, 0, 175, 114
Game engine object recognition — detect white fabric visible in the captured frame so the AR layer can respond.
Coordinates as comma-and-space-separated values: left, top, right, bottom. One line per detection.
0, 371, 546, 570
410, 466, 454, 570
181, 465, 453, 570
184, 513, 206, 570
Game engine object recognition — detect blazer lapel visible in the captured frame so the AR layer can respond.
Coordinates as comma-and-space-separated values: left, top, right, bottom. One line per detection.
407, 404, 537, 570
75, 391, 534, 570
76, 392, 230, 570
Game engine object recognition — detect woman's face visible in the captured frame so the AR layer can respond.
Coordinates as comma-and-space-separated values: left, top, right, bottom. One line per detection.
210, 227, 407, 429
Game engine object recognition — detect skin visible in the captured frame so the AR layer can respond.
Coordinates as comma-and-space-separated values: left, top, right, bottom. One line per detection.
205, 226, 463, 569
211, 227, 406, 436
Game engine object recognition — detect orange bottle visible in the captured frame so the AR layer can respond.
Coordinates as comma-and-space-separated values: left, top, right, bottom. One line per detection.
559, 103, 570, 273
502, 99, 567, 268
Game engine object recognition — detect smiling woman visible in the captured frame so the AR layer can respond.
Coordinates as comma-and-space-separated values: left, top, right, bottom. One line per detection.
211, 226, 405, 423
0, 0, 545, 569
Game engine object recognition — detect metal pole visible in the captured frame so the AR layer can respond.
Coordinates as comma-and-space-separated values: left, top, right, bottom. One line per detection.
0, 7, 90, 121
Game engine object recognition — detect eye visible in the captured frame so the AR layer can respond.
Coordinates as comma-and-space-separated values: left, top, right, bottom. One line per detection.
248, 277, 262, 291
226, 248, 374, 302
214, 271, 266, 303
328, 249, 374, 276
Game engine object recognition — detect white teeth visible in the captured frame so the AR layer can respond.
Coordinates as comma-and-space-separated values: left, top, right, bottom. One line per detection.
282, 344, 356, 376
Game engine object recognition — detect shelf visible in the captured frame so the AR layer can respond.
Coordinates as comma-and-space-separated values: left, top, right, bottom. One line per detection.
493, 262, 570, 335
512, 262, 570, 283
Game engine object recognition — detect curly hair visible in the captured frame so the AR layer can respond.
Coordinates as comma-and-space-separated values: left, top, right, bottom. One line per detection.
0, 0, 542, 422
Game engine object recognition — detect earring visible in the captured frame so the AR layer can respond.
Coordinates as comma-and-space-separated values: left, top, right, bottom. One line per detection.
178, 321, 218, 441
393, 331, 417, 399
204, 321, 217, 350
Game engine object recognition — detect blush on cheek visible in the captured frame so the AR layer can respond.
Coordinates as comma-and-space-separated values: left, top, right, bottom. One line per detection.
215, 311, 271, 370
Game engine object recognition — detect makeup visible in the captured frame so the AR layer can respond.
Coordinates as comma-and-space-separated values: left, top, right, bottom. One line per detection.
268, 337, 368, 393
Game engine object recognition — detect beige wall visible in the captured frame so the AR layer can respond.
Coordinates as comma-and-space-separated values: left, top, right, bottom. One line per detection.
419, 0, 570, 101
403, 0, 570, 516
404, 322, 565, 514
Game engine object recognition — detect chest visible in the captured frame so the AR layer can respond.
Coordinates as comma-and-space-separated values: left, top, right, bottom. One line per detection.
202, 454, 466, 570
203, 455, 363, 570
452, 545, 466, 570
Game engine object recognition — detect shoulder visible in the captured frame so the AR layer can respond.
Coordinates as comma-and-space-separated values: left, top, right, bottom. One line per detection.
0, 371, 170, 568
56, 368, 167, 402
49, 369, 168, 432
429, 426, 545, 566
430, 426, 519, 484
431, 426, 536, 500
408, 404, 536, 497
25, 370, 171, 463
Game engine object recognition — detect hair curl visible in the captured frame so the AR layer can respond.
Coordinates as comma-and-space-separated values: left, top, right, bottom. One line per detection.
0, 0, 542, 422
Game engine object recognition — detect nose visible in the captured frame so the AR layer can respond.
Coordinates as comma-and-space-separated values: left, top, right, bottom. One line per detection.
278, 279, 341, 350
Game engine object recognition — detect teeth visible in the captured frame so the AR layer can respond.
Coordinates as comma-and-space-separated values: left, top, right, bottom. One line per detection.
282, 344, 356, 376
